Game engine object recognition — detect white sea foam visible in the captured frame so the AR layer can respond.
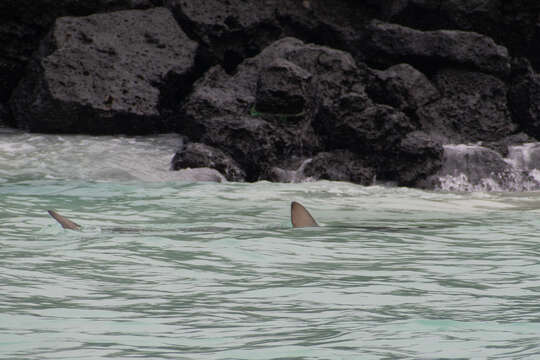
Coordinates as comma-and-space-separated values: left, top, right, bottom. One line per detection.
0, 130, 188, 182
435, 143, 540, 192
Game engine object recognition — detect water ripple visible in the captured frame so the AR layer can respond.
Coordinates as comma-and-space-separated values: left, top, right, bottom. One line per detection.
1, 177, 540, 358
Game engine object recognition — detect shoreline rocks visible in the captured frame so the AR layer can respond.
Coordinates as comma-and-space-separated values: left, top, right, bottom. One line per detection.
2, 1, 540, 188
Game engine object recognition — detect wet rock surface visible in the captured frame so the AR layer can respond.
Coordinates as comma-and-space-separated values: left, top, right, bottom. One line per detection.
3, 0, 540, 188
423, 144, 528, 192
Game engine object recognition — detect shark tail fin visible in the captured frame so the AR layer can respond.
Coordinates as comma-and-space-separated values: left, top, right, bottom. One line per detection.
291, 201, 319, 228
48, 210, 82, 230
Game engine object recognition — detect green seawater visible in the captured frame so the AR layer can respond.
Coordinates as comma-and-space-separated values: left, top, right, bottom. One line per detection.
1, 131, 540, 359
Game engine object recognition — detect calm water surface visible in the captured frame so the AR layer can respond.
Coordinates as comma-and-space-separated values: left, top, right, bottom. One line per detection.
1, 131, 539, 359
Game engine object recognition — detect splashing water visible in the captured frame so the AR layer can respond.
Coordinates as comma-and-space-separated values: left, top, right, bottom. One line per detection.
433, 143, 540, 192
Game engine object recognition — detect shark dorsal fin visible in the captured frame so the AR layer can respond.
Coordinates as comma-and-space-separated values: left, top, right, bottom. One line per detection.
291, 201, 318, 228
49, 203, 317, 231
48, 210, 81, 230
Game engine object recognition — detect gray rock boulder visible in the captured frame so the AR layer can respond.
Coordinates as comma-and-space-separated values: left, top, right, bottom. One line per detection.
0, 0, 159, 109
10, 7, 198, 134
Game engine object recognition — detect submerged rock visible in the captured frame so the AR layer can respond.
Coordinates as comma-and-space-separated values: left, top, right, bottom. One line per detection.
10, 7, 198, 134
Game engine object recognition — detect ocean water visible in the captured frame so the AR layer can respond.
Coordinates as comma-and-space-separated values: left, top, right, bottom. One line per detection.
1, 129, 539, 359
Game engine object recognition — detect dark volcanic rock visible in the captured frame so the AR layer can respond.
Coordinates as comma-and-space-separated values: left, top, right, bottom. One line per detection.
418, 68, 516, 143
165, 0, 371, 73
0, 0, 159, 102
315, 100, 414, 155
0, 103, 12, 126
10, 7, 198, 134
165, 0, 280, 72
509, 60, 540, 138
171, 142, 246, 182
256, 58, 312, 114
181, 37, 369, 180
385, 131, 443, 186
303, 150, 375, 185
182, 36, 439, 184
0, 61, 22, 103
364, 20, 511, 76
367, 63, 440, 114
194, 114, 311, 182
387, 0, 540, 71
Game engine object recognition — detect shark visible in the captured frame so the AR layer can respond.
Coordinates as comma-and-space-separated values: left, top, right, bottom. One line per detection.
49, 203, 449, 233
48, 210, 82, 230
48, 201, 319, 230
290, 201, 318, 228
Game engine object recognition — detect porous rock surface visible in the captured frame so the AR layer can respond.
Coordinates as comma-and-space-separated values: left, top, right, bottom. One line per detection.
10, 7, 198, 134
